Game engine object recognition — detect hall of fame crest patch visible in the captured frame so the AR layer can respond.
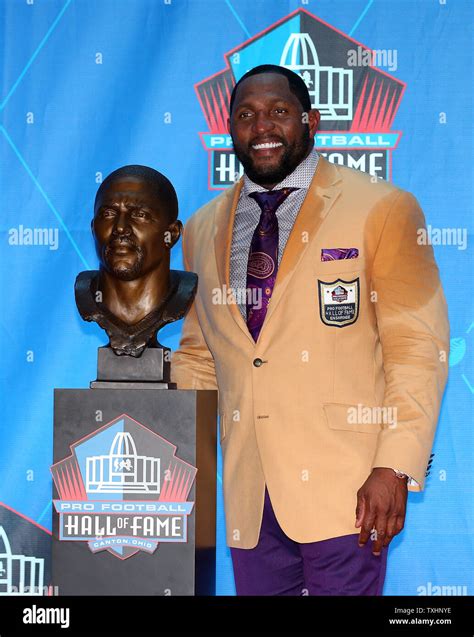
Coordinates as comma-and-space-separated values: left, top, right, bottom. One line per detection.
318, 278, 359, 327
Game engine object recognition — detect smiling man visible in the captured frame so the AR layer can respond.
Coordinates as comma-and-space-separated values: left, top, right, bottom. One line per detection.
228, 70, 317, 189
172, 65, 449, 595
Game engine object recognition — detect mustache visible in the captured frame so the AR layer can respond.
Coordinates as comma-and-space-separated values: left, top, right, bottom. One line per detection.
106, 235, 139, 250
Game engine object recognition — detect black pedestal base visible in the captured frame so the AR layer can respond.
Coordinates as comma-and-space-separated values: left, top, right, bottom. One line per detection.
52, 388, 217, 596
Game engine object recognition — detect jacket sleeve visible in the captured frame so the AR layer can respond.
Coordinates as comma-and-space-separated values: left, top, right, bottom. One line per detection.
170, 220, 218, 391
370, 190, 449, 490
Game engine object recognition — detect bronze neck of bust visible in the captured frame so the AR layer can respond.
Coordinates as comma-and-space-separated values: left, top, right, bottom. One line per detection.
97, 261, 171, 326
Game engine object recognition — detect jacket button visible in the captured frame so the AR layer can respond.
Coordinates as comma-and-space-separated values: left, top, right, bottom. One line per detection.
253, 358, 263, 367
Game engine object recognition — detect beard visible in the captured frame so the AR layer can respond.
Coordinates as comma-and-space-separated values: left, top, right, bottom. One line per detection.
103, 239, 144, 281
232, 126, 312, 186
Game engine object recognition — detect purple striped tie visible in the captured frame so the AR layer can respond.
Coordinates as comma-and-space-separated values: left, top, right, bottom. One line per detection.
246, 187, 297, 341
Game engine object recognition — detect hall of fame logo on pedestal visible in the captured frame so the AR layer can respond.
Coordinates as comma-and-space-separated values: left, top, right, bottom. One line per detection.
196, 8, 405, 189
51, 414, 197, 560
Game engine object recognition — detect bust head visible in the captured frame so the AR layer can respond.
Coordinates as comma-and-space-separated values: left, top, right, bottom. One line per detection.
92, 165, 182, 282
76, 165, 197, 361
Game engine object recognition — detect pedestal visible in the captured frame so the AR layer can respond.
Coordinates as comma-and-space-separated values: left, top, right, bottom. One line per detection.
51, 386, 217, 595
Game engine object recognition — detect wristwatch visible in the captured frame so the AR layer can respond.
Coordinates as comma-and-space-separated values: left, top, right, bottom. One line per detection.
393, 469, 408, 479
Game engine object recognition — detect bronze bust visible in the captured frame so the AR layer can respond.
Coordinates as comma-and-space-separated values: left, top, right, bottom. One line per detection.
75, 165, 197, 358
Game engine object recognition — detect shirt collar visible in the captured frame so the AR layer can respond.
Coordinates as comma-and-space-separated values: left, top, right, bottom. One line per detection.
242, 148, 320, 196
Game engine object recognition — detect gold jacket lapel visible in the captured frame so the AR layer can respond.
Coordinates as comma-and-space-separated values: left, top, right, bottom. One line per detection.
213, 178, 255, 343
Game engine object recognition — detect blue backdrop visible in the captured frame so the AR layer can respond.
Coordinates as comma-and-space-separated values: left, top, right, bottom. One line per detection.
0, 0, 472, 596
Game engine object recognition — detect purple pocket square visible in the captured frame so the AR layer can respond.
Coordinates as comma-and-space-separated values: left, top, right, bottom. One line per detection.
321, 248, 359, 261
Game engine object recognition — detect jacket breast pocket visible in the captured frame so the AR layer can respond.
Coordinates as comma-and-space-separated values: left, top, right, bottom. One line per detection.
314, 256, 366, 276
323, 403, 382, 434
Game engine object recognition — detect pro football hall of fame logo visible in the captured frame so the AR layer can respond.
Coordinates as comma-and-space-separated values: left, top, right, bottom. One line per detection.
51, 414, 197, 560
196, 8, 405, 190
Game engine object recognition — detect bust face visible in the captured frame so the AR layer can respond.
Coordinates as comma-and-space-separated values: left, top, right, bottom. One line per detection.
92, 177, 174, 281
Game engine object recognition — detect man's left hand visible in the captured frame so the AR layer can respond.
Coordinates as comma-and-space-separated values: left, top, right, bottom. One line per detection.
355, 467, 408, 555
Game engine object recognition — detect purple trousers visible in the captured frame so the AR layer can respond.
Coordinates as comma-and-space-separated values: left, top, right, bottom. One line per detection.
230, 487, 388, 596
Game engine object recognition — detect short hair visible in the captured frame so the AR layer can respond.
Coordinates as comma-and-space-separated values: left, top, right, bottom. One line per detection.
94, 165, 178, 222
229, 64, 312, 114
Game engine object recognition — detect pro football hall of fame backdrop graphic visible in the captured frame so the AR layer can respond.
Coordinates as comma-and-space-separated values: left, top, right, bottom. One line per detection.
0, 1, 472, 596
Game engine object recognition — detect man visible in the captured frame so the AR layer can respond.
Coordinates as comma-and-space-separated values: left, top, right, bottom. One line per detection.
76, 165, 197, 357
171, 65, 449, 595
